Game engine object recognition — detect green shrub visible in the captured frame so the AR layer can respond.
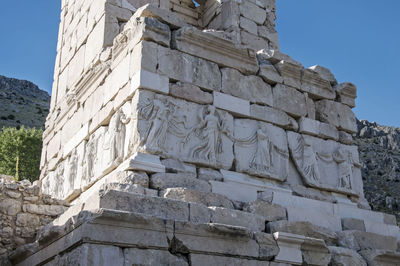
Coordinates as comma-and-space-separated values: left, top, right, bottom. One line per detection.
0, 127, 43, 182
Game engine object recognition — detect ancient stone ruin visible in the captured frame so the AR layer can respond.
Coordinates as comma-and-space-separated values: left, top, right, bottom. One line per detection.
8, 0, 400, 265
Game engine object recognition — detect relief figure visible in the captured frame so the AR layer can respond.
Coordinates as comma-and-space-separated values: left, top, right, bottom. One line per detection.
108, 109, 130, 164
290, 135, 321, 185
333, 148, 353, 190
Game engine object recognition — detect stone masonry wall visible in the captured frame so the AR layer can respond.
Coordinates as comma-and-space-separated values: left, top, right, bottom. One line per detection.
0, 178, 68, 263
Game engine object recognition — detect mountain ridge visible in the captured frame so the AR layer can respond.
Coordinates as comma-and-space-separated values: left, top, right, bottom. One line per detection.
0, 75, 50, 129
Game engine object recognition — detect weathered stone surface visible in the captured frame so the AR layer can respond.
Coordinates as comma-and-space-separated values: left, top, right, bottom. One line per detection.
301, 237, 331, 266
115, 171, 149, 188
221, 68, 273, 106
250, 104, 299, 130
23, 204, 67, 216
315, 99, 357, 133
358, 249, 400, 266
158, 47, 221, 91
0, 198, 21, 216
337, 230, 398, 251
189, 203, 211, 224
335, 82, 357, 108
174, 221, 259, 257
150, 173, 211, 192
309, 65, 337, 86
190, 254, 264, 266
124, 248, 188, 266
161, 158, 197, 176
213, 91, 250, 117
341, 218, 366, 231
209, 206, 265, 231
244, 200, 287, 222
162, 187, 234, 209
254, 232, 280, 260
258, 61, 283, 84
97, 189, 190, 221
129, 16, 171, 47
273, 232, 305, 265
273, 84, 307, 117
169, 82, 213, 104
267, 220, 338, 246
328, 246, 367, 266
240, 0, 267, 25
172, 27, 259, 74
301, 68, 336, 100
291, 184, 337, 203
274, 60, 302, 88
198, 168, 223, 182
133, 4, 187, 29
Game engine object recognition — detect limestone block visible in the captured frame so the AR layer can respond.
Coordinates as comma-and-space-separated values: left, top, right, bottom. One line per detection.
287, 132, 363, 196
130, 90, 234, 169
23, 204, 67, 217
301, 68, 335, 100
250, 104, 298, 130
162, 187, 234, 209
258, 61, 283, 85
337, 230, 398, 251
55, 244, 124, 266
286, 206, 342, 231
150, 173, 211, 192
234, 119, 289, 181
129, 16, 171, 47
161, 158, 197, 176
258, 26, 279, 48
309, 65, 337, 86
169, 82, 213, 104
384, 213, 397, 225
209, 206, 265, 231
328, 246, 367, 266
198, 168, 223, 182
243, 200, 287, 222
131, 69, 169, 94
172, 27, 259, 74
213, 91, 251, 116
290, 185, 337, 203
333, 202, 384, 224
298, 117, 339, 141
131, 3, 184, 27
122, 152, 165, 173
339, 130, 353, 145
274, 60, 302, 89
124, 248, 188, 266
335, 82, 357, 108
130, 40, 158, 75
257, 49, 302, 66
221, 68, 273, 106
210, 180, 258, 202
315, 99, 357, 133
158, 46, 221, 91
16, 213, 40, 227
240, 0, 266, 25
358, 249, 400, 266
267, 220, 338, 246
0, 198, 21, 216
273, 232, 305, 265
189, 203, 211, 224
190, 254, 265, 266
240, 16, 258, 35
301, 237, 331, 266
341, 218, 366, 231
254, 232, 280, 260
319, 121, 339, 140
273, 84, 307, 117
174, 221, 259, 257
97, 189, 190, 221
241, 30, 269, 51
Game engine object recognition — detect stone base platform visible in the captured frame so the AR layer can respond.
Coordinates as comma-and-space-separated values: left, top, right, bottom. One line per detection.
8, 188, 400, 266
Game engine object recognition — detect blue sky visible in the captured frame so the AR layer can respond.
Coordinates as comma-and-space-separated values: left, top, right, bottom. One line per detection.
0, 1, 399, 127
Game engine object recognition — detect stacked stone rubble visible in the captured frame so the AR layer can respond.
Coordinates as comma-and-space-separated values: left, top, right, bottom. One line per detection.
12, 0, 400, 265
0, 178, 68, 264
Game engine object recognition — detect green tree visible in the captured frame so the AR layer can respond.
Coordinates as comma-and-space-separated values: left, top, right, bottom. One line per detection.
0, 127, 43, 182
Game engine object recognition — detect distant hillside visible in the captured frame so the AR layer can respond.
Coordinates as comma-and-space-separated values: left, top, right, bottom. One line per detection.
355, 119, 400, 221
0, 75, 50, 129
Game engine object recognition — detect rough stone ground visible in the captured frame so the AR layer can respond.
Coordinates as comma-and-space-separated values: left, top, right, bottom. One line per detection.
355, 119, 400, 223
